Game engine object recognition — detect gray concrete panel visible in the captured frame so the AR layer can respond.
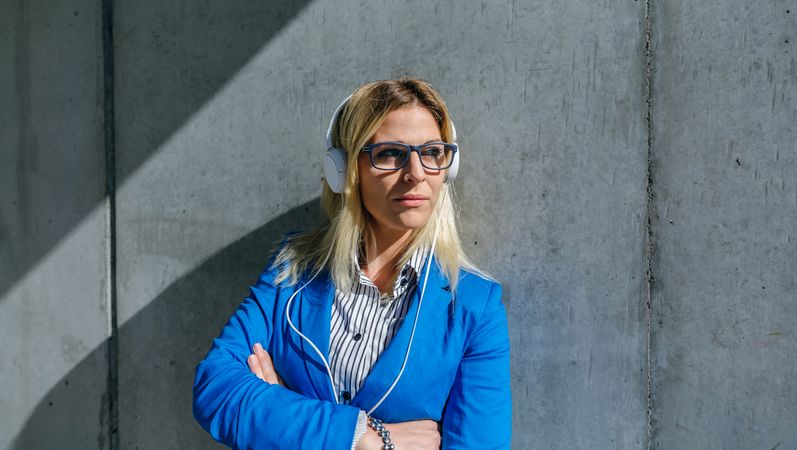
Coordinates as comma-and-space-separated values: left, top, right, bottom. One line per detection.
111, 1, 316, 448
449, 2, 651, 448
0, 0, 106, 299
0, 0, 109, 448
113, 0, 649, 448
651, 1, 797, 448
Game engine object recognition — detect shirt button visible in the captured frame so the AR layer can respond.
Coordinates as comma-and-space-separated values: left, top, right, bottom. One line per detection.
353, 332, 362, 341
400, 277, 409, 286
401, 267, 410, 276
342, 391, 351, 401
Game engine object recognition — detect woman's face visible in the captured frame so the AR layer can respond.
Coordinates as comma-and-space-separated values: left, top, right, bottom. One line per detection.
358, 104, 446, 236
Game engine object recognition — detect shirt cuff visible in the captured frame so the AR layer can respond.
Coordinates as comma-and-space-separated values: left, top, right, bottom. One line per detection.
351, 410, 368, 449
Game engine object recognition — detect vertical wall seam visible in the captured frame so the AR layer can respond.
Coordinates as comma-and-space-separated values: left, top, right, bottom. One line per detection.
642, 0, 655, 449
102, 0, 119, 448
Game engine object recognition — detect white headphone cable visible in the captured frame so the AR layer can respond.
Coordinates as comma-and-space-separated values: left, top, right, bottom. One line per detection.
284, 204, 443, 412
366, 211, 442, 415
284, 238, 340, 403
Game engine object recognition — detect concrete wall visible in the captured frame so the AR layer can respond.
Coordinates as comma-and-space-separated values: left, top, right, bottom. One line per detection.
0, 0, 110, 448
650, 1, 797, 448
1, 1, 794, 449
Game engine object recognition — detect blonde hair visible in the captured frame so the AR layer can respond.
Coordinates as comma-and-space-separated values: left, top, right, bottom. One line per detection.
271, 78, 489, 294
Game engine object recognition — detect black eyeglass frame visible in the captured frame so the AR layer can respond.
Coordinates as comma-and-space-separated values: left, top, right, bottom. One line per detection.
360, 141, 459, 171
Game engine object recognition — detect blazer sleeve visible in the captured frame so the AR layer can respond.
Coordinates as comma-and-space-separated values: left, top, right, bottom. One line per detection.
192, 265, 362, 450
441, 282, 512, 449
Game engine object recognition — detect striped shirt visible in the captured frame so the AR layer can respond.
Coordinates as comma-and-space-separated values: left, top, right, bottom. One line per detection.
328, 246, 429, 448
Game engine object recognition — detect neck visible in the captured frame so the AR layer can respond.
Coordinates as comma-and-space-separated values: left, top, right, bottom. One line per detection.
361, 223, 413, 293
369, 225, 412, 258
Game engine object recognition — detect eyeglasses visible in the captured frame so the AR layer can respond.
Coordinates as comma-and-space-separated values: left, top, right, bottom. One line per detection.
360, 141, 458, 171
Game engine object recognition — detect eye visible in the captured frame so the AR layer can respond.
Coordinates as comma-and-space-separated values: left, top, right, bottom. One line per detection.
420, 144, 445, 157
373, 145, 408, 160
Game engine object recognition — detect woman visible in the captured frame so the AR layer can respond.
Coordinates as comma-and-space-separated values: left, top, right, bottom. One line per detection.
193, 78, 511, 449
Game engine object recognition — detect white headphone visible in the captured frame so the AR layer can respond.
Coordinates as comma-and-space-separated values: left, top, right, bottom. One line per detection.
322, 94, 461, 193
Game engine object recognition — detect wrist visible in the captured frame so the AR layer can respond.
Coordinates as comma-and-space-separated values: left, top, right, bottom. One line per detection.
352, 410, 369, 450
355, 427, 382, 450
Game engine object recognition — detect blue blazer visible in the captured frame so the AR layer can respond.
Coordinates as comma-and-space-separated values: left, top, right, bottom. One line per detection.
193, 252, 512, 449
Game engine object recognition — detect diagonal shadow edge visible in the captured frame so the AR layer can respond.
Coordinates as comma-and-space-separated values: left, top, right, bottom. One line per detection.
13, 199, 325, 449
1, 0, 316, 300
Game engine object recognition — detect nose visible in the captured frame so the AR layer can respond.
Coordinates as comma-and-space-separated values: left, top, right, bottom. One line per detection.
403, 150, 426, 184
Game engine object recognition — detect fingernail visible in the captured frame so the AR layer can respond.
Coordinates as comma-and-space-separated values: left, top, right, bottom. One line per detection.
253, 342, 262, 352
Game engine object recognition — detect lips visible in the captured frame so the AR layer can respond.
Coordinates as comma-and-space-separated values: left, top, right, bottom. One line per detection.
396, 194, 429, 201
394, 194, 429, 207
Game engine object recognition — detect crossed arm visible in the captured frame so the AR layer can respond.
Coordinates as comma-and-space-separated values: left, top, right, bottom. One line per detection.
242, 280, 511, 449
193, 272, 511, 449
245, 342, 441, 450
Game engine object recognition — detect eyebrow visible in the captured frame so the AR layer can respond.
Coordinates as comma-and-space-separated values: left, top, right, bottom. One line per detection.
389, 139, 444, 144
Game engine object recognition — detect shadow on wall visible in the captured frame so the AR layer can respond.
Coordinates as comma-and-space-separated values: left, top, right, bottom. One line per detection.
14, 199, 325, 449
1, 0, 315, 299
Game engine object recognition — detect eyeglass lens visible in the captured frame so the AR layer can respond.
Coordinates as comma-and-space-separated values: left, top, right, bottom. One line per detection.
369, 143, 453, 170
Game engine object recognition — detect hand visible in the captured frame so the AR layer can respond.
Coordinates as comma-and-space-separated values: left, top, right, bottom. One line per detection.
356, 419, 441, 450
246, 342, 285, 386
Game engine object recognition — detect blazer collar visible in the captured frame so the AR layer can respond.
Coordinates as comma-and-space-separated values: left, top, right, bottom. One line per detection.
293, 253, 453, 406
291, 267, 335, 401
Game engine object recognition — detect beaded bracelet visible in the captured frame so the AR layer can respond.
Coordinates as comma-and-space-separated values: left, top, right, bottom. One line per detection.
366, 415, 395, 450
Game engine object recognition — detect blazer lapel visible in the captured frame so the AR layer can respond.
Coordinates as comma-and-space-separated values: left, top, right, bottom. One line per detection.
351, 255, 453, 414
290, 269, 337, 402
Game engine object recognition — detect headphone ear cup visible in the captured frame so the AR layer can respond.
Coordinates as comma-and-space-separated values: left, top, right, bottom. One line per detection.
444, 149, 460, 183
323, 147, 348, 193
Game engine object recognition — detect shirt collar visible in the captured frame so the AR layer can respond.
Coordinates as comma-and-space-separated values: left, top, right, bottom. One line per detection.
354, 244, 429, 296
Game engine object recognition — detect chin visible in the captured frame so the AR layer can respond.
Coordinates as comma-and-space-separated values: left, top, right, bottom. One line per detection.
393, 212, 433, 230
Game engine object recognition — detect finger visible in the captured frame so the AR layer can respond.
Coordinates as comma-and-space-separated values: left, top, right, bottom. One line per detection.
254, 343, 279, 384
247, 354, 265, 381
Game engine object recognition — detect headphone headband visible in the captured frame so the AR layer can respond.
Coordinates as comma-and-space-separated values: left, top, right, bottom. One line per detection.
324, 95, 353, 152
